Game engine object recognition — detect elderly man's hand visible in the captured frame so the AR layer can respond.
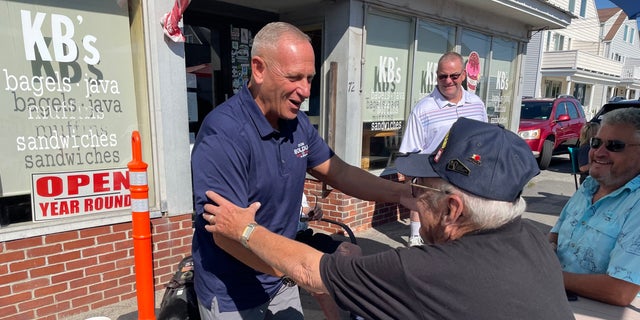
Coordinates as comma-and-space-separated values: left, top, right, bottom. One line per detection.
202, 190, 261, 242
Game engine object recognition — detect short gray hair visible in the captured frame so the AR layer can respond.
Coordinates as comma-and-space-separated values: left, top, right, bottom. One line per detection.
251, 22, 310, 59
433, 180, 526, 230
601, 108, 640, 140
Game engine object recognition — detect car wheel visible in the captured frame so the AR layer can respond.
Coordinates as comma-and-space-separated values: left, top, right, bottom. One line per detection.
538, 139, 554, 170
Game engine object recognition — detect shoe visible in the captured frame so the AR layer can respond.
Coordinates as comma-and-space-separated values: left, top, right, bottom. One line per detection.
407, 235, 424, 247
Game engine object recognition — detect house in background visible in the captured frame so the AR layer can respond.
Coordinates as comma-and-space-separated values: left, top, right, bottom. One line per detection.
522, 0, 640, 119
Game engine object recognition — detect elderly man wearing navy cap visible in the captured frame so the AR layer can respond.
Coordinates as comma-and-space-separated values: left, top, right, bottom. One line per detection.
201, 118, 574, 320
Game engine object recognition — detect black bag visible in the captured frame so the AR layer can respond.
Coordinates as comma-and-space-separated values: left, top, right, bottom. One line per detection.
158, 255, 201, 320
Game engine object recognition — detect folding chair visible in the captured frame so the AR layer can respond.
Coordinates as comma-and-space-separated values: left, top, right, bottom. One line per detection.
567, 146, 580, 190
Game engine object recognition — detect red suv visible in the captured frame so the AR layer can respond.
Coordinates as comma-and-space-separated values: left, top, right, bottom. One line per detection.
518, 96, 586, 169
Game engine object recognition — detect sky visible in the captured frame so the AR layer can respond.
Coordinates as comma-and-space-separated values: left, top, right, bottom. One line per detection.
594, 0, 615, 9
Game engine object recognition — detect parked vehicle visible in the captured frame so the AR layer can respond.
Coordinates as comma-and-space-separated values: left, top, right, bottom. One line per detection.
518, 96, 586, 169
590, 99, 640, 124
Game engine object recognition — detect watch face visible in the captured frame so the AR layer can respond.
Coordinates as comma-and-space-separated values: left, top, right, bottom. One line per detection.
282, 276, 297, 287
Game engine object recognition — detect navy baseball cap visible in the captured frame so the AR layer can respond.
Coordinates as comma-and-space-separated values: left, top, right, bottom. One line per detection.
395, 118, 539, 202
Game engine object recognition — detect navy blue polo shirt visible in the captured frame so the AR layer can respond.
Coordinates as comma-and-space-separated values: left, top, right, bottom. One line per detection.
191, 85, 333, 312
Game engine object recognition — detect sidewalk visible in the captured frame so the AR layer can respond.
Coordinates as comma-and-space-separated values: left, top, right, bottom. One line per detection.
70, 156, 576, 320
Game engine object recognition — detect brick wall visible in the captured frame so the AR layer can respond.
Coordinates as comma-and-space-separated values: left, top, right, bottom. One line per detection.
0, 213, 193, 320
304, 175, 409, 235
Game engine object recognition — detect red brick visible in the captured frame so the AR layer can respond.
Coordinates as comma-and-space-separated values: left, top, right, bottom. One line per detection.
0, 270, 28, 284
120, 290, 137, 300
29, 262, 64, 278
0, 291, 31, 306
114, 239, 134, 251
17, 295, 54, 312
35, 300, 69, 317
91, 295, 119, 309
63, 238, 95, 250
96, 231, 127, 243
44, 231, 79, 244
115, 256, 134, 269
66, 256, 97, 270
170, 228, 192, 238
103, 267, 130, 281
82, 243, 114, 257
88, 279, 117, 293
98, 250, 128, 264
64, 286, 89, 301
79, 225, 112, 237
33, 283, 68, 297
85, 262, 116, 276
14, 277, 52, 294
152, 232, 169, 242
154, 223, 172, 233
118, 274, 136, 286
47, 250, 81, 264
112, 222, 132, 233
171, 245, 191, 256
0, 251, 25, 264
5, 237, 42, 251
0, 285, 9, 297
156, 238, 182, 251
0, 307, 33, 320
51, 270, 84, 284
10, 257, 46, 272
107, 284, 133, 297
71, 292, 102, 308
0, 305, 17, 318
26, 244, 62, 258
70, 274, 100, 289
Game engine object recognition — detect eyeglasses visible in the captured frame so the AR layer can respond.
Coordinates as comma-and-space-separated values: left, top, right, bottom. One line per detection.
590, 137, 640, 152
410, 178, 448, 198
437, 72, 463, 81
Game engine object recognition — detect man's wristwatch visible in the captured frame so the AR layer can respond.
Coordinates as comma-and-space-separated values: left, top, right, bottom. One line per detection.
241, 223, 258, 248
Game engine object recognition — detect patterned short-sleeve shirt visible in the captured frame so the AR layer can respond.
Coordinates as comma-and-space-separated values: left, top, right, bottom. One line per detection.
551, 175, 640, 285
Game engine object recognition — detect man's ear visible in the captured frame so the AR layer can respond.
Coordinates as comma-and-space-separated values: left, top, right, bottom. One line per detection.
251, 56, 266, 84
442, 194, 468, 240
444, 194, 464, 224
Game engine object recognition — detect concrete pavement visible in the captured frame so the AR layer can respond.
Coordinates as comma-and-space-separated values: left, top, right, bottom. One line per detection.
69, 155, 577, 320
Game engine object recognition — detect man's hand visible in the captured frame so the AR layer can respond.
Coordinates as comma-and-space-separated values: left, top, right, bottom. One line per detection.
202, 190, 261, 242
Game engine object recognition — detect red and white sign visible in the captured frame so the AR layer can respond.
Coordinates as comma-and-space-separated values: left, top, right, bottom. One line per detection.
31, 168, 130, 221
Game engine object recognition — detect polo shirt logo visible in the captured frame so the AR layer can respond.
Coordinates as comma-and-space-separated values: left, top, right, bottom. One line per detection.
294, 142, 309, 158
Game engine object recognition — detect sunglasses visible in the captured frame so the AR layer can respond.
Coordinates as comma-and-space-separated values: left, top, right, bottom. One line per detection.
590, 137, 640, 152
437, 72, 463, 81
410, 178, 449, 198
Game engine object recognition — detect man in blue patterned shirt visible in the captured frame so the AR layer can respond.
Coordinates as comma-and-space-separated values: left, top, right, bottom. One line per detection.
549, 107, 640, 306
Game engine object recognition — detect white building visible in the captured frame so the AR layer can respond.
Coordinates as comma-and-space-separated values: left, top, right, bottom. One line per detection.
523, 0, 640, 119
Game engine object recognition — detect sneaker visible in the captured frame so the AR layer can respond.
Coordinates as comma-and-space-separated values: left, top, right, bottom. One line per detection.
407, 235, 424, 247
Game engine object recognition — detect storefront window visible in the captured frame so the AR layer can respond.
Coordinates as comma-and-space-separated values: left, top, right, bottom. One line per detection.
460, 30, 491, 102
0, 0, 146, 227
362, 12, 412, 170
486, 37, 517, 125
411, 20, 455, 106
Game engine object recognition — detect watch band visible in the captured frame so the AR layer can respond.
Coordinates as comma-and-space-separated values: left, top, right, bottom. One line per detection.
241, 222, 258, 248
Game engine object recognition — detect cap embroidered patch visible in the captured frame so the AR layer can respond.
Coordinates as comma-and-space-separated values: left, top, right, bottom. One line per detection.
446, 159, 470, 176
434, 131, 451, 163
